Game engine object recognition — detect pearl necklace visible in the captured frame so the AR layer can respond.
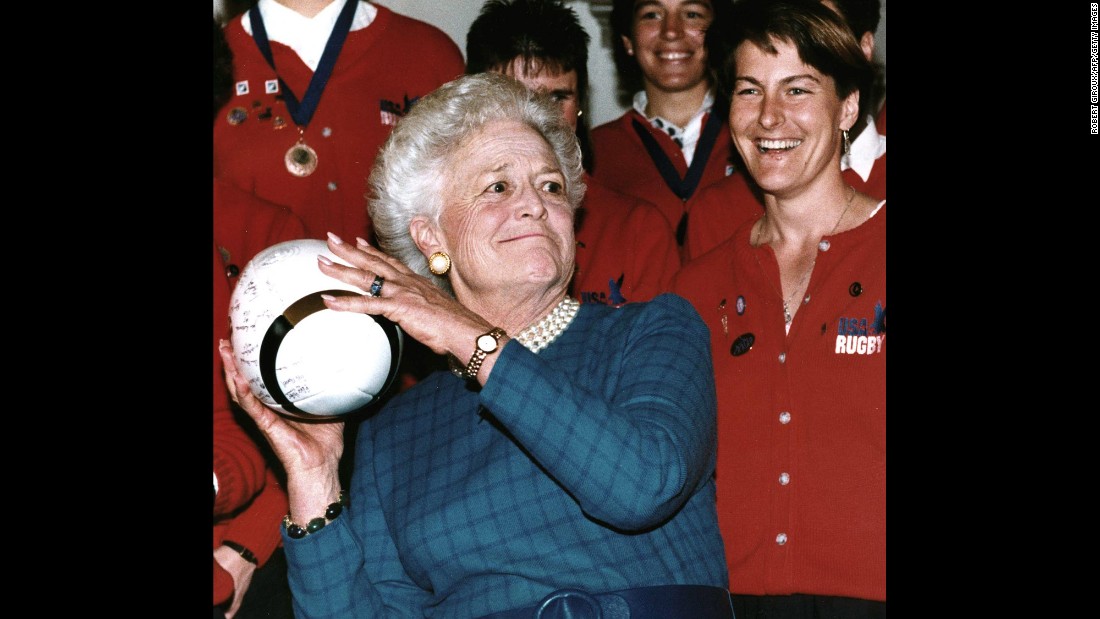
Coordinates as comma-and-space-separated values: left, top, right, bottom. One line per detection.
754, 186, 854, 325
514, 296, 580, 353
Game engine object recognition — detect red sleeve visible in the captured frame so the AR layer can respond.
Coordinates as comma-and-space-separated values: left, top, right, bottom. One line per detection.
212, 180, 307, 518
621, 201, 681, 302
213, 244, 267, 517
685, 173, 762, 261
213, 469, 289, 605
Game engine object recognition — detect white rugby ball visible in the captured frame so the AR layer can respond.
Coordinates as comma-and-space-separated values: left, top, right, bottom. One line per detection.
228, 239, 403, 418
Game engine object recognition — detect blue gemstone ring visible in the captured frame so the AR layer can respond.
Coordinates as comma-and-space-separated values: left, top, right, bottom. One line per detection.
369, 275, 385, 297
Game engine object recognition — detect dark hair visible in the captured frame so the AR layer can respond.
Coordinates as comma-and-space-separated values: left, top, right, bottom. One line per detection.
466, 0, 590, 106
213, 17, 234, 121
466, 0, 594, 169
821, 0, 885, 119
609, 0, 735, 107
823, 0, 881, 39
608, 0, 642, 103
718, 0, 876, 121
217, 0, 257, 23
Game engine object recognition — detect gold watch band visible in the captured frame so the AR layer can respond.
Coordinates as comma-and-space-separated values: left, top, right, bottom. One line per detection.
464, 328, 505, 380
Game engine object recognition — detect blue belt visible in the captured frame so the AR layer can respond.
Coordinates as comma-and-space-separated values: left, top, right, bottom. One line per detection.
480, 584, 734, 619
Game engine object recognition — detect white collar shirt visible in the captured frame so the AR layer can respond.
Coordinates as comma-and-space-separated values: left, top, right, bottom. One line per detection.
840, 114, 886, 182
243, 0, 377, 71
632, 89, 716, 167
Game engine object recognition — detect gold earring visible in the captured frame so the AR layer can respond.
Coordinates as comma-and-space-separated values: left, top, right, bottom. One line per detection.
428, 251, 451, 275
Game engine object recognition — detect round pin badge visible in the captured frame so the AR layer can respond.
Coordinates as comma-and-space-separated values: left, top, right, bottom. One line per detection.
226, 107, 248, 125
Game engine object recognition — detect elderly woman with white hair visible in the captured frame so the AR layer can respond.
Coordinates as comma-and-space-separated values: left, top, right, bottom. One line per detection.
220, 72, 732, 619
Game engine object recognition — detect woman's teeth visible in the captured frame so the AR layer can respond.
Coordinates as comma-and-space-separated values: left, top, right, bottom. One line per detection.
757, 139, 801, 153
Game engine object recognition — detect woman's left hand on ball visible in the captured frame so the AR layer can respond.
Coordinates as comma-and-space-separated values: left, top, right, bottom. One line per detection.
318, 233, 491, 357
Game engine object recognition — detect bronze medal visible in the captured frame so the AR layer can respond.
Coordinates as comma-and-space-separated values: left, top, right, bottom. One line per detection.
250, 0, 355, 180
285, 141, 318, 177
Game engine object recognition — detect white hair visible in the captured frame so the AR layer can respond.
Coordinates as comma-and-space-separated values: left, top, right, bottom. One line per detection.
367, 72, 586, 294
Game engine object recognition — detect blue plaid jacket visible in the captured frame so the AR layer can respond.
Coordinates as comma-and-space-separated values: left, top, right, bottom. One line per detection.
284, 293, 727, 618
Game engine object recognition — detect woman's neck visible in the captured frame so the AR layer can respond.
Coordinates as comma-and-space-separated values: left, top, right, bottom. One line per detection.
458, 286, 570, 337
273, 0, 340, 19
642, 81, 711, 128
755, 176, 857, 248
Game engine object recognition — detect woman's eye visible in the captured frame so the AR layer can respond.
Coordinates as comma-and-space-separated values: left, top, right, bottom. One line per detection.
488, 182, 507, 193
543, 179, 567, 193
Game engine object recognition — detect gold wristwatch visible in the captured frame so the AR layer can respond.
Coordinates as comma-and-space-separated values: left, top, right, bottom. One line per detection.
464, 327, 505, 380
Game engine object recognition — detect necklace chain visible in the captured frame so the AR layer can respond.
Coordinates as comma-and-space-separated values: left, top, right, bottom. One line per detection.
755, 186, 855, 325
514, 296, 580, 353
781, 266, 814, 325
829, 185, 857, 236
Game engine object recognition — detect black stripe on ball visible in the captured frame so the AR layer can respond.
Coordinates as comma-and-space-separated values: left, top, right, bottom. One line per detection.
259, 289, 359, 417
374, 316, 403, 400
258, 290, 403, 416
259, 313, 302, 415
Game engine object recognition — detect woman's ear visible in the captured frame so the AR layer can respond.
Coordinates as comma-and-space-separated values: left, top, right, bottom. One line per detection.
840, 90, 861, 132
859, 31, 875, 62
409, 216, 443, 258
621, 34, 634, 56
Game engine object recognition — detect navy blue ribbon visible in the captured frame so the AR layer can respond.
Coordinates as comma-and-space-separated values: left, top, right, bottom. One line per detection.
631, 110, 724, 245
249, 0, 358, 128
631, 109, 723, 202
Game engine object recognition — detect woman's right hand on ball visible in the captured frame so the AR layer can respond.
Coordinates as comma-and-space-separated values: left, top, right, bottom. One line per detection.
218, 340, 345, 514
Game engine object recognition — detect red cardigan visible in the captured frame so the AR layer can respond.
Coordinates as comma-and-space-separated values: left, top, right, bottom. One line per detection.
672, 205, 886, 602
214, 5, 465, 242
589, 109, 738, 262
571, 175, 680, 305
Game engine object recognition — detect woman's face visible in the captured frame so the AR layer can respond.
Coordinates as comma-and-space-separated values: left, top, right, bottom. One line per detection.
624, 0, 714, 94
501, 58, 580, 133
435, 119, 576, 297
728, 38, 857, 197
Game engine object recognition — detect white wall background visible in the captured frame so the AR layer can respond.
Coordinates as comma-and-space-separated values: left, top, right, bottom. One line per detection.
215, 0, 886, 129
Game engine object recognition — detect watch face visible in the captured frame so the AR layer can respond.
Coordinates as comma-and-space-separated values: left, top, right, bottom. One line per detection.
477, 333, 498, 353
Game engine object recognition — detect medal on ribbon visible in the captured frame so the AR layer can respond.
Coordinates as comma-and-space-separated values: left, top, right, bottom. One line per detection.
249, 0, 357, 177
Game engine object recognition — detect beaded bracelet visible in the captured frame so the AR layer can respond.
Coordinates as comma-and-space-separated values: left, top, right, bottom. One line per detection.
283, 490, 349, 539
